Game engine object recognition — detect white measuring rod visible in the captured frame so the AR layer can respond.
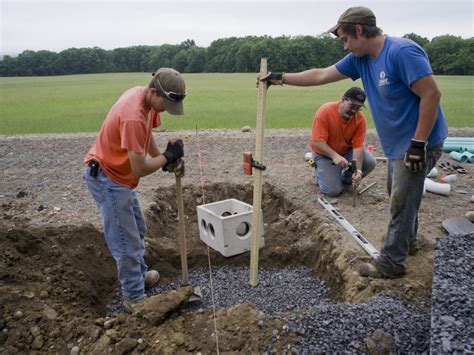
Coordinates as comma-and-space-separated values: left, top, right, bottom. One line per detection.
318, 197, 380, 259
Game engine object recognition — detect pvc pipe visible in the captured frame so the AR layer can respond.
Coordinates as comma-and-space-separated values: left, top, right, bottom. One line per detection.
444, 137, 474, 141
449, 151, 469, 163
462, 151, 474, 161
424, 178, 450, 196
440, 174, 457, 183
427, 167, 438, 178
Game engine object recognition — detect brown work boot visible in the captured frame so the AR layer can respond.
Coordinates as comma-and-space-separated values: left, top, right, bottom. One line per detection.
359, 259, 405, 279
145, 270, 160, 289
123, 298, 145, 314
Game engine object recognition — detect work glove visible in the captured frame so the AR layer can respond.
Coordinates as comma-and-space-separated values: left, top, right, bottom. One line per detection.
162, 139, 184, 164
163, 158, 185, 177
404, 139, 426, 172
257, 72, 284, 87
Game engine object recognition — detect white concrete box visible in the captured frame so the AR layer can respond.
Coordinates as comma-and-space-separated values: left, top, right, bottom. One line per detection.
196, 198, 264, 257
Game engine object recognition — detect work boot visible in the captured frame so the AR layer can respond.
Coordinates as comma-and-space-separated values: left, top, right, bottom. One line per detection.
123, 298, 145, 314
145, 270, 160, 289
359, 258, 405, 279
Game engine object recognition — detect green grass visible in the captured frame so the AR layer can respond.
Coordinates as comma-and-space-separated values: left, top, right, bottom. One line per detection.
0, 73, 472, 134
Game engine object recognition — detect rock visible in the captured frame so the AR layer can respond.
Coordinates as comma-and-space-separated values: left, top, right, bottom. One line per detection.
103, 319, 115, 329
366, 329, 396, 354
39, 290, 49, 299
465, 211, 474, 222
13, 310, 23, 319
70, 346, 80, 355
43, 306, 58, 320
141, 286, 194, 326
24, 292, 35, 299
115, 337, 138, 355
30, 325, 41, 337
31, 335, 44, 350
241, 126, 252, 133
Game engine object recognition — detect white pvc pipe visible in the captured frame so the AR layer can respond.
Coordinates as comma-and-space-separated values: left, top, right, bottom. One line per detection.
424, 178, 450, 196
427, 167, 438, 178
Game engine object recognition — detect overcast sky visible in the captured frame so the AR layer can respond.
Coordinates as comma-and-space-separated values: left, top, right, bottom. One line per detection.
1, 0, 472, 55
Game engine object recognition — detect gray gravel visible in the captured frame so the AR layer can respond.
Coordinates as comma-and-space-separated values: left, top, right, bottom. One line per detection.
108, 266, 431, 353
430, 233, 474, 354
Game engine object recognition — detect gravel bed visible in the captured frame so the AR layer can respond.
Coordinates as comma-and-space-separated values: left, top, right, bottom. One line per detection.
109, 266, 431, 353
430, 233, 474, 354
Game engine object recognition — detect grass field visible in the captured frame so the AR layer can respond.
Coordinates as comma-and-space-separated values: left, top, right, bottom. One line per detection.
0, 73, 472, 134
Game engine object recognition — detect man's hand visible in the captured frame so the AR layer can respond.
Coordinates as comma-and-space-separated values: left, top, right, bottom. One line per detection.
257, 72, 284, 87
163, 159, 185, 177
332, 155, 349, 168
404, 139, 426, 172
162, 139, 184, 164
352, 169, 362, 186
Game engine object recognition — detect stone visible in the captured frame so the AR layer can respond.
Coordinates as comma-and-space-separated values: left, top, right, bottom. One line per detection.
241, 126, 252, 132
43, 306, 58, 320
115, 337, 138, 355
366, 329, 396, 354
70, 346, 80, 355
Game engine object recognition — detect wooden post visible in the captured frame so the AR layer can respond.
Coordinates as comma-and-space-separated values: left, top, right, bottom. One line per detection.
176, 174, 189, 286
249, 58, 268, 287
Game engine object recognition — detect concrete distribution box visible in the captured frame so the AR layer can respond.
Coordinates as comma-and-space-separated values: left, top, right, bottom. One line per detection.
196, 198, 264, 257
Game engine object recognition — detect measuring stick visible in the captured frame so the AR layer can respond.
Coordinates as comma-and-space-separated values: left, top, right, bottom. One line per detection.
249, 58, 268, 287
318, 197, 380, 259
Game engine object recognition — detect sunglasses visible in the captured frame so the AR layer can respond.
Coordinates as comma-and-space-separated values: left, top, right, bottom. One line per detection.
155, 76, 186, 102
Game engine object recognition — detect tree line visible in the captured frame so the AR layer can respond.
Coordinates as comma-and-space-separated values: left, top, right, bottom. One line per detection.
0, 33, 472, 76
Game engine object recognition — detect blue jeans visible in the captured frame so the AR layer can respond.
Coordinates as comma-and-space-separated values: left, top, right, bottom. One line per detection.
378, 145, 443, 274
313, 148, 376, 196
83, 165, 147, 301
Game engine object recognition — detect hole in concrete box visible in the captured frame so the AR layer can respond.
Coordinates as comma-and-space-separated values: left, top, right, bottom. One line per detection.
236, 221, 250, 238
208, 223, 215, 237
200, 219, 208, 237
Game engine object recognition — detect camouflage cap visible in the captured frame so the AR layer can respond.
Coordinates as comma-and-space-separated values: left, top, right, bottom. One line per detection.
327, 7, 376, 36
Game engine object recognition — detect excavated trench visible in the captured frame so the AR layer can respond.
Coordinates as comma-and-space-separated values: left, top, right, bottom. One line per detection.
0, 182, 433, 353
143, 181, 349, 300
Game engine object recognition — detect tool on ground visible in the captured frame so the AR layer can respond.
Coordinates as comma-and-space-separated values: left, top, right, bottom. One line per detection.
357, 181, 377, 195
351, 159, 357, 207
243, 151, 267, 175
318, 197, 380, 258
249, 58, 268, 287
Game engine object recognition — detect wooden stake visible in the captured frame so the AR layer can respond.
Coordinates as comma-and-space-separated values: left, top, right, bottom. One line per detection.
249, 58, 268, 287
175, 174, 189, 286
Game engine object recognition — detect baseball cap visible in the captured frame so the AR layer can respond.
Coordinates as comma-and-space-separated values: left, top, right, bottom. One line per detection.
344, 87, 366, 106
151, 68, 186, 115
327, 6, 376, 36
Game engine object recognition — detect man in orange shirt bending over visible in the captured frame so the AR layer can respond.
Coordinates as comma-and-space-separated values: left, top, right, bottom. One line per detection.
83, 68, 186, 313
309, 87, 375, 196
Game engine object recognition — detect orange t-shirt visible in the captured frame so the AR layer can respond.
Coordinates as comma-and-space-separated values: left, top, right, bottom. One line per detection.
84, 87, 161, 188
310, 101, 367, 156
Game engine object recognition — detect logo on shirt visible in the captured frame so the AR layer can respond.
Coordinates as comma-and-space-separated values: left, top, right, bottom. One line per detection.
379, 71, 389, 86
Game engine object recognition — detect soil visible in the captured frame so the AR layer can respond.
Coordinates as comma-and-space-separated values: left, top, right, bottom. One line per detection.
1, 127, 473, 353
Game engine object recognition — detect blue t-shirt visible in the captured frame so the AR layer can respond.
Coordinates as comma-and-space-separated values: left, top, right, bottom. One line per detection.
335, 36, 448, 159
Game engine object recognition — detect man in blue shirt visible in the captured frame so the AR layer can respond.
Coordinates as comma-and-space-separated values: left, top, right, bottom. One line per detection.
261, 7, 448, 278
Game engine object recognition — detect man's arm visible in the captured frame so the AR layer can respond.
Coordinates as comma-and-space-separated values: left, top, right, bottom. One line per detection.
410, 74, 441, 142
128, 151, 167, 178
148, 138, 161, 158
312, 140, 349, 168
283, 65, 348, 86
